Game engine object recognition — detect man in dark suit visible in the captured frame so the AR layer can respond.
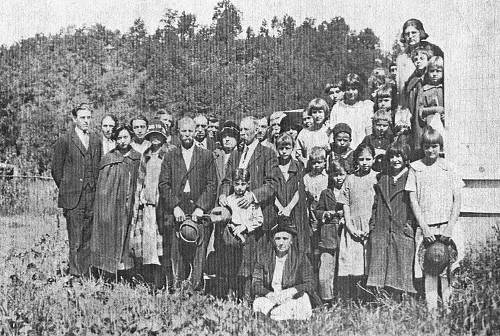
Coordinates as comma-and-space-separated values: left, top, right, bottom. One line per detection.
219, 116, 278, 296
193, 114, 216, 151
158, 116, 217, 289
51, 103, 102, 277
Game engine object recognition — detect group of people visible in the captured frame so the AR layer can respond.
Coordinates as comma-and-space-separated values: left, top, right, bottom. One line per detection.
51, 18, 462, 320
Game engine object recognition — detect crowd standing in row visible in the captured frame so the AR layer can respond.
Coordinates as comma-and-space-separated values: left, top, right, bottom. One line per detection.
52, 19, 461, 320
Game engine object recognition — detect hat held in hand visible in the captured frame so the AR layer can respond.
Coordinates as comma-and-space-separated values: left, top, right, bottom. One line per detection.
209, 206, 231, 224
179, 219, 203, 245
418, 235, 457, 275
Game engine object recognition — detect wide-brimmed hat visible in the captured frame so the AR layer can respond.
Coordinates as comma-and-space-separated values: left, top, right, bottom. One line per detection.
145, 120, 167, 140
179, 219, 203, 245
418, 235, 457, 275
218, 120, 240, 142
271, 216, 297, 236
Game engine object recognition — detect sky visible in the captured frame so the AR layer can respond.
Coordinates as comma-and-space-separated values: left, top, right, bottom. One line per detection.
0, 0, 496, 51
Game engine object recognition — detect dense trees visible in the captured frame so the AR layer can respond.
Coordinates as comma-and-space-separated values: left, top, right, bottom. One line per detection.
0, 2, 391, 174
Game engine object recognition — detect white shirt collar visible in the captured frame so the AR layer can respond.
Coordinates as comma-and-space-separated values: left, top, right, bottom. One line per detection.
392, 167, 408, 183
75, 126, 87, 137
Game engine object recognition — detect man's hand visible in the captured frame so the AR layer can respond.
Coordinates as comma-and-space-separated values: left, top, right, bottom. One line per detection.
237, 192, 254, 208
422, 225, 436, 243
219, 194, 228, 207
233, 224, 246, 236
191, 208, 204, 222
173, 206, 186, 222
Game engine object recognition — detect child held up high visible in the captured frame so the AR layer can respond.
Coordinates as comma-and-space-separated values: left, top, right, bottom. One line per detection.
361, 109, 394, 172
315, 160, 347, 304
417, 56, 445, 136
337, 143, 378, 302
405, 127, 464, 313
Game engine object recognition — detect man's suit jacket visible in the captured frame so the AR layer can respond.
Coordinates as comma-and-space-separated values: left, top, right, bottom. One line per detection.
220, 142, 278, 232
158, 144, 217, 216
51, 128, 102, 210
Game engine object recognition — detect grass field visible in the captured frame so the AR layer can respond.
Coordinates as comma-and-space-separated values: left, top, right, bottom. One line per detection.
0, 179, 498, 335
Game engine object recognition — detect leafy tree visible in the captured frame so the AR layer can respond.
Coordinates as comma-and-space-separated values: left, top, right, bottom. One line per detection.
178, 11, 197, 41
213, 0, 242, 42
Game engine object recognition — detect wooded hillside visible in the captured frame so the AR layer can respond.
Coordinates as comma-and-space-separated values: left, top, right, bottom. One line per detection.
0, 1, 389, 174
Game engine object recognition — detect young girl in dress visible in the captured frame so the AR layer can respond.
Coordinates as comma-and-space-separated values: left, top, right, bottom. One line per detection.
296, 98, 331, 167
405, 127, 464, 313
315, 160, 347, 305
330, 73, 374, 148
274, 133, 310, 254
417, 56, 445, 146
336, 143, 378, 302
367, 140, 416, 297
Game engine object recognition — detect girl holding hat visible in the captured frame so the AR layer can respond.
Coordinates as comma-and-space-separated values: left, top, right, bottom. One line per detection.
405, 127, 464, 313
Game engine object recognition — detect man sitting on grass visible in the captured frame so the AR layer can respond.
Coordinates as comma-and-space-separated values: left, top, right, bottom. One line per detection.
252, 217, 321, 320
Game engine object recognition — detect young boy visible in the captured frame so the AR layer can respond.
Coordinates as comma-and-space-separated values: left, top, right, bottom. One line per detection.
329, 123, 354, 174
361, 109, 394, 172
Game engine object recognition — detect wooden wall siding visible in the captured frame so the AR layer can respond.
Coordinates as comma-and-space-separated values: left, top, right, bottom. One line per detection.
444, 2, 500, 180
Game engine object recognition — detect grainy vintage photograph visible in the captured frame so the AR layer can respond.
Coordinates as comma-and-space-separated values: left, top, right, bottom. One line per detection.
0, 0, 498, 335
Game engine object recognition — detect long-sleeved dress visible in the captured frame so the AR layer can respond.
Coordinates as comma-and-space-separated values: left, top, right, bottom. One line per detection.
91, 148, 141, 274
366, 169, 416, 293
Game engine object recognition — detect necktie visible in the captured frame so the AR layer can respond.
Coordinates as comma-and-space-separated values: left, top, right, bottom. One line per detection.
239, 146, 249, 168
82, 131, 89, 150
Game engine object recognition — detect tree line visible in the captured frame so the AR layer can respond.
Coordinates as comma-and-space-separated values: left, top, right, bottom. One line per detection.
0, 0, 390, 175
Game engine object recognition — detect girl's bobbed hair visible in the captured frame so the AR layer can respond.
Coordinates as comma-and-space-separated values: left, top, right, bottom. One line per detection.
400, 18, 429, 44
324, 79, 344, 94
425, 56, 444, 84
373, 83, 398, 112
111, 124, 135, 141
386, 139, 411, 167
306, 98, 329, 120
352, 142, 375, 171
327, 159, 347, 188
342, 73, 364, 97
233, 168, 250, 183
421, 126, 444, 149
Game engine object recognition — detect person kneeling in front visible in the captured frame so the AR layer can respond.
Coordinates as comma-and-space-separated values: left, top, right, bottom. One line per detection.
252, 217, 321, 320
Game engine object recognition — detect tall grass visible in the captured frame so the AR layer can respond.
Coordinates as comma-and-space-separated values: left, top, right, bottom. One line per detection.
1, 213, 498, 335
0, 177, 58, 216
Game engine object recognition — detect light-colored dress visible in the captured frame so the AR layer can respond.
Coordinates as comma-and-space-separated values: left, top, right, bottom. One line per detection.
337, 170, 378, 276
296, 125, 330, 166
405, 159, 465, 278
329, 100, 374, 148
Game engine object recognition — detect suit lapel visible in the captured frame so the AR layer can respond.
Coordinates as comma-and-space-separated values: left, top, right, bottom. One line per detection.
71, 129, 86, 155
174, 147, 188, 174
247, 143, 263, 169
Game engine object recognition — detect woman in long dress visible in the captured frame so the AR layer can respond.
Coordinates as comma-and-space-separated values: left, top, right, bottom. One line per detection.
91, 124, 141, 278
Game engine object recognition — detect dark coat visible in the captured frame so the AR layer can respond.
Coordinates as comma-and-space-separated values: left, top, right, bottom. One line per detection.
158, 144, 217, 218
252, 246, 321, 307
51, 128, 102, 209
367, 170, 416, 293
221, 143, 278, 233
315, 188, 342, 250
273, 160, 311, 253
404, 73, 424, 154
90, 148, 141, 273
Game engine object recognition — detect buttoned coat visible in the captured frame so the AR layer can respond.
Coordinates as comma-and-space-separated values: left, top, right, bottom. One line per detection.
51, 128, 102, 209
158, 145, 217, 216
221, 143, 278, 233
366, 170, 416, 293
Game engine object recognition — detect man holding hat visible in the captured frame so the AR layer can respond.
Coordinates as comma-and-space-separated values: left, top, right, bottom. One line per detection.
252, 217, 320, 320
158, 117, 217, 290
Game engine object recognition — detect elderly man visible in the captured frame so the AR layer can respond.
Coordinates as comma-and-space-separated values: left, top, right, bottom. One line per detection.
130, 116, 150, 154
219, 116, 278, 296
261, 111, 286, 152
252, 217, 320, 320
100, 114, 117, 156
52, 103, 102, 277
158, 117, 217, 289
193, 114, 216, 151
